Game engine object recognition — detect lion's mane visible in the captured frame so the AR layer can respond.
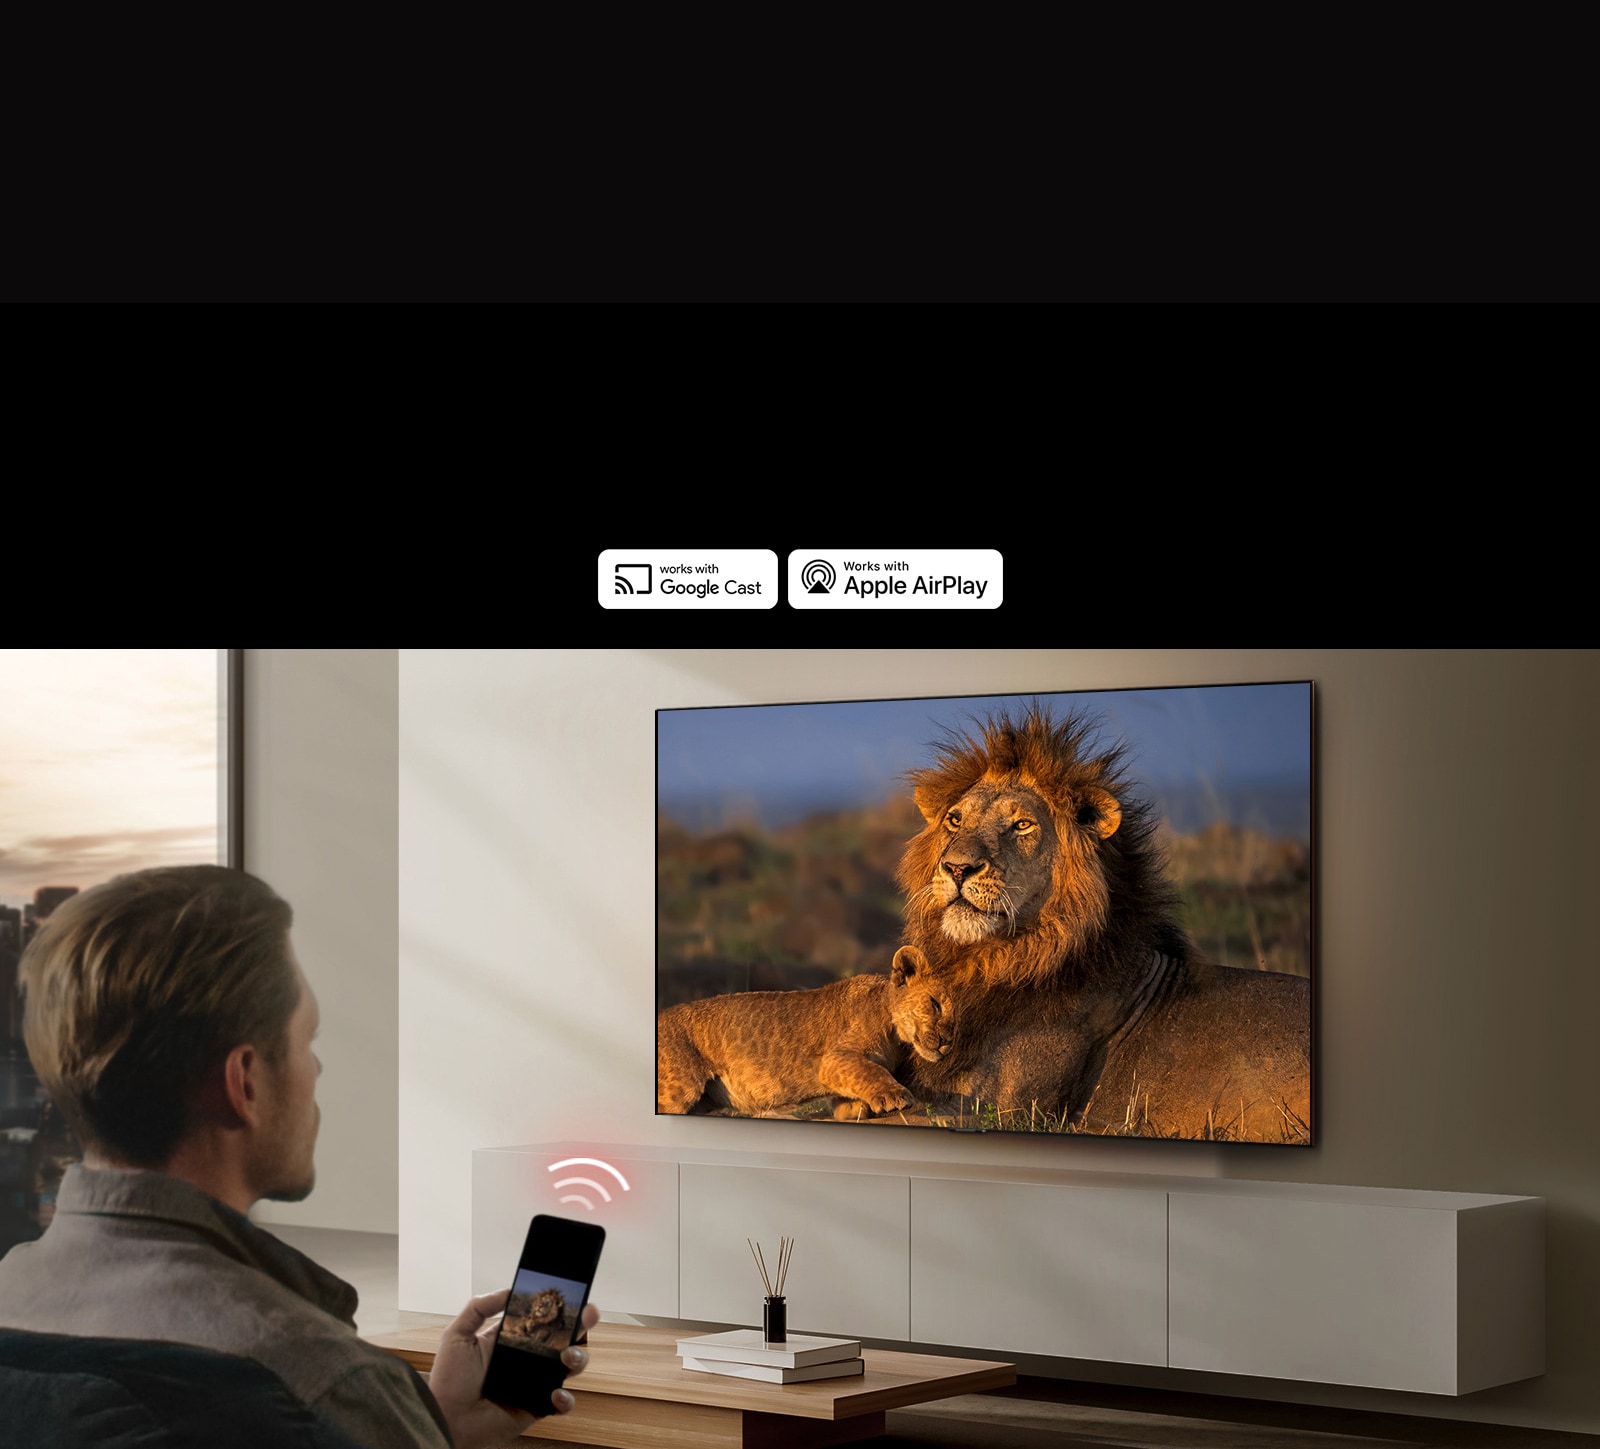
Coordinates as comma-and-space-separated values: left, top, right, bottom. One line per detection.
894, 704, 1189, 991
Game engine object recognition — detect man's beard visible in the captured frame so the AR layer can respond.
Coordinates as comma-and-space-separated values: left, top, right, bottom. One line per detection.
263, 1168, 316, 1204
258, 1103, 318, 1203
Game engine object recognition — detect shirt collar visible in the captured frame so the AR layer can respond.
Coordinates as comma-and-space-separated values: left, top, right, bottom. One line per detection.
55, 1164, 360, 1327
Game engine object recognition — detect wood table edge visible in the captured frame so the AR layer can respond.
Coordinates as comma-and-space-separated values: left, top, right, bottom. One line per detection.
364, 1325, 1017, 1422
368, 1337, 436, 1373
366, 1317, 1011, 1420
842, 1360, 1016, 1417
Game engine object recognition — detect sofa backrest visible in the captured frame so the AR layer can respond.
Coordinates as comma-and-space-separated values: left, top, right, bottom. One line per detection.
0, 1328, 373, 1449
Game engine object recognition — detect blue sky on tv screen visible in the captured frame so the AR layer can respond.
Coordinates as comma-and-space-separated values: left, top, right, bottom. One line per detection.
658, 682, 1312, 841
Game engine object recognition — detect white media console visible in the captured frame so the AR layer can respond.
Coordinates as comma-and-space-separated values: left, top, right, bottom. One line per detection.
472, 1142, 1544, 1397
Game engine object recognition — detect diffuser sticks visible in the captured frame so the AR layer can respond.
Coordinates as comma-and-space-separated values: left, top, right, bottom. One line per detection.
747, 1235, 793, 1298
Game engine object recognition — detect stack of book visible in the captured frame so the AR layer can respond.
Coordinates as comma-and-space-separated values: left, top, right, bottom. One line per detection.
676, 1328, 864, 1383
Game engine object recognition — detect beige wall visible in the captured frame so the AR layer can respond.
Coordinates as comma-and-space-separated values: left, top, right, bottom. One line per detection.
246, 649, 399, 1235
397, 649, 1600, 1435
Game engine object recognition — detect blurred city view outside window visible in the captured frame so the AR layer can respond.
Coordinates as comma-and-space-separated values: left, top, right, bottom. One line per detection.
0, 650, 231, 1256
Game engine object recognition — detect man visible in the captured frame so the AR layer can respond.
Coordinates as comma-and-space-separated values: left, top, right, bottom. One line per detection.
0, 864, 595, 1449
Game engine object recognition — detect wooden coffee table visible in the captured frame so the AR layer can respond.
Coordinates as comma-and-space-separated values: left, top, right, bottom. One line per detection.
366, 1321, 1014, 1449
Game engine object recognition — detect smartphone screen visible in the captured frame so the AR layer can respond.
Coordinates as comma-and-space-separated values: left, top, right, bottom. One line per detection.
481, 1214, 606, 1416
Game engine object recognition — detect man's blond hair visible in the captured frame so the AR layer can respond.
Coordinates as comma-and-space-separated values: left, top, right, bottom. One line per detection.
20, 865, 297, 1167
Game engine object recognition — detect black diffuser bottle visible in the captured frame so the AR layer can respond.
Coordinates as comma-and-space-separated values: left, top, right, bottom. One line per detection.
750, 1235, 793, 1345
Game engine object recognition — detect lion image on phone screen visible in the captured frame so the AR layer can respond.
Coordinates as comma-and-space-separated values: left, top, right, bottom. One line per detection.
502, 1286, 575, 1353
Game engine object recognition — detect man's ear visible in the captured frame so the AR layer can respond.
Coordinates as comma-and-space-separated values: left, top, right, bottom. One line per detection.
221, 1043, 267, 1128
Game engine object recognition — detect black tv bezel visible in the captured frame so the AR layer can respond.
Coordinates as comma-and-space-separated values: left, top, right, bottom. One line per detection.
655, 678, 1317, 1150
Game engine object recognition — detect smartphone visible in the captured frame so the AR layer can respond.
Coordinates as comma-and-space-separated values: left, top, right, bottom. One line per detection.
481, 1214, 606, 1416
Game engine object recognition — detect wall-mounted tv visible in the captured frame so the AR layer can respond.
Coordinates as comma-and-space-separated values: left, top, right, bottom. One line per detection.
657, 681, 1313, 1146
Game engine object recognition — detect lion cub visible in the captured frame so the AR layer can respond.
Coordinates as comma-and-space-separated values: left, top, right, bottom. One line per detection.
657, 947, 954, 1121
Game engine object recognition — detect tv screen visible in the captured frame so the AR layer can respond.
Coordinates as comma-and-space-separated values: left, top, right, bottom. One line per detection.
657, 681, 1313, 1145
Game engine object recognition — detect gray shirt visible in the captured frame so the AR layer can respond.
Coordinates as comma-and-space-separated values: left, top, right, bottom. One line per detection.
0, 1165, 451, 1449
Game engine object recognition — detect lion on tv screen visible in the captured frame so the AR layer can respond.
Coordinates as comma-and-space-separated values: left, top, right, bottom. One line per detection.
656, 683, 1313, 1145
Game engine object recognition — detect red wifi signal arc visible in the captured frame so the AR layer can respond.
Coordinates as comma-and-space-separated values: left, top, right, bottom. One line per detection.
548, 1157, 631, 1212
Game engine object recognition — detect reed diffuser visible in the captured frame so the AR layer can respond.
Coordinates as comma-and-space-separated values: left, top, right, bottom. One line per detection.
748, 1235, 794, 1342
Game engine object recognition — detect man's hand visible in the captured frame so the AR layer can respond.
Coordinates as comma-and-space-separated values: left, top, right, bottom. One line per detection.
428, 1288, 600, 1449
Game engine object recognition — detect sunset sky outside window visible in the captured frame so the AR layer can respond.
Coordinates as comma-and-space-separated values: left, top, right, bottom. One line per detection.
0, 650, 223, 910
